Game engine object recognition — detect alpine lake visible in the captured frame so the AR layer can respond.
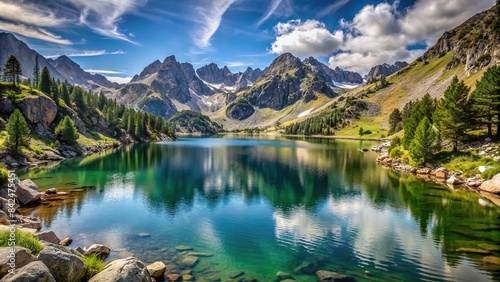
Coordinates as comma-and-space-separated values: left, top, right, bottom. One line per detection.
16, 136, 500, 281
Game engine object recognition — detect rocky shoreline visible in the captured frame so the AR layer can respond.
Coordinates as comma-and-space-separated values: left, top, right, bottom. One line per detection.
374, 142, 500, 205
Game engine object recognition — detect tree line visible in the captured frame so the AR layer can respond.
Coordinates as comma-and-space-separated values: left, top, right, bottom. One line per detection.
389, 66, 500, 165
1, 55, 176, 155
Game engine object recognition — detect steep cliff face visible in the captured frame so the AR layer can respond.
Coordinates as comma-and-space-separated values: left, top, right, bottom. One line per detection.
422, 5, 500, 74
242, 53, 336, 111
17, 95, 57, 128
50, 56, 119, 89
303, 57, 363, 84
196, 63, 237, 86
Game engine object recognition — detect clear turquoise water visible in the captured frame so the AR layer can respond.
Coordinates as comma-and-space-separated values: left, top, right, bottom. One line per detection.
17, 137, 500, 281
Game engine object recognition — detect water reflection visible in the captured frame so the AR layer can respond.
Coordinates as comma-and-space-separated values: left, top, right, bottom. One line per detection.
17, 137, 500, 281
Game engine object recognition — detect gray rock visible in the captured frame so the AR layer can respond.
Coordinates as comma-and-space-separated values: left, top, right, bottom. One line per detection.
0, 247, 36, 277
89, 257, 151, 282
37, 243, 85, 282
146, 261, 166, 278
226, 100, 255, 120
293, 257, 318, 274
181, 256, 199, 267
35, 231, 61, 245
60, 238, 73, 246
316, 270, 349, 281
480, 174, 500, 194
0, 261, 55, 282
447, 175, 464, 185
17, 216, 42, 230
45, 188, 57, 195
17, 95, 57, 128
84, 244, 111, 260
16, 179, 41, 205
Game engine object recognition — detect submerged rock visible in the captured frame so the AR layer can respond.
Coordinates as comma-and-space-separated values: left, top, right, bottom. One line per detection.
455, 247, 490, 254
316, 270, 349, 281
181, 256, 199, 267
293, 257, 318, 274
187, 252, 213, 257
175, 245, 193, 252
229, 270, 245, 279
276, 271, 292, 280
147, 261, 166, 278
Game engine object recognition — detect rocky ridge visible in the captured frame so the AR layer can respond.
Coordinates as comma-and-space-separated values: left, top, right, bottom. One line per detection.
364, 61, 408, 83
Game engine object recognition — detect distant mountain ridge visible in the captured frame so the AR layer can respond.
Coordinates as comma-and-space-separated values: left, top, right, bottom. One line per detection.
365, 61, 408, 82
303, 57, 363, 85
196, 63, 263, 92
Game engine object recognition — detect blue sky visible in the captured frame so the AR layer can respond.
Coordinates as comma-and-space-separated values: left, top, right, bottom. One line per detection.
0, 0, 495, 83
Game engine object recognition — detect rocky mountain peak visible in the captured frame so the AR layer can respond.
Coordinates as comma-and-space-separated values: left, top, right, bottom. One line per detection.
365, 61, 408, 82
303, 57, 363, 85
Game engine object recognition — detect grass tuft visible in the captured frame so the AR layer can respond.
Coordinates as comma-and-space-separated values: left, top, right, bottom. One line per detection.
0, 229, 44, 255
84, 253, 104, 281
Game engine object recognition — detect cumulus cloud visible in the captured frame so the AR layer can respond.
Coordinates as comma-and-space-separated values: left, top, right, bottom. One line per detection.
193, 0, 236, 48
270, 0, 496, 74
68, 0, 147, 44
270, 20, 343, 57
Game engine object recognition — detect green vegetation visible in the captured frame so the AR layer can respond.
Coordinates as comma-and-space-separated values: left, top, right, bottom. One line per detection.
84, 254, 104, 281
6, 109, 31, 155
409, 117, 439, 165
0, 163, 8, 187
38, 66, 51, 95
388, 108, 402, 136
55, 116, 79, 142
470, 65, 500, 137
0, 229, 44, 255
168, 110, 221, 135
3, 55, 22, 86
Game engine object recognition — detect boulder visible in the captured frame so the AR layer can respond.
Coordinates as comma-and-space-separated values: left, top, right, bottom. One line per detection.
0, 97, 15, 115
434, 167, 448, 179
16, 179, 41, 205
447, 175, 463, 185
0, 261, 55, 282
35, 231, 61, 245
147, 261, 166, 278
60, 238, 73, 246
89, 257, 151, 282
316, 270, 349, 281
84, 244, 111, 260
17, 95, 57, 128
17, 216, 42, 230
37, 243, 85, 282
0, 247, 37, 277
480, 174, 500, 194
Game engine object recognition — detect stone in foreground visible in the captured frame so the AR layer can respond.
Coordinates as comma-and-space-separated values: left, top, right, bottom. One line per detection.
479, 173, 500, 194
89, 257, 151, 282
0, 247, 36, 277
84, 244, 111, 260
0, 261, 55, 282
316, 270, 349, 281
35, 230, 61, 245
16, 179, 41, 205
147, 261, 166, 278
37, 243, 85, 282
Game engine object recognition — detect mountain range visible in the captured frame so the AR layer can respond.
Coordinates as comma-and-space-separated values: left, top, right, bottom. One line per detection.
1, 2, 497, 133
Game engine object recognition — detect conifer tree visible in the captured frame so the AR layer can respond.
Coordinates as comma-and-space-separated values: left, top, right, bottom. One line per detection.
61, 82, 71, 106
409, 117, 438, 165
470, 66, 500, 137
6, 109, 31, 154
33, 55, 40, 88
39, 67, 51, 94
388, 108, 402, 135
55, 116, 79, 141
433, 76, 471, 151
3, 55, 22, 85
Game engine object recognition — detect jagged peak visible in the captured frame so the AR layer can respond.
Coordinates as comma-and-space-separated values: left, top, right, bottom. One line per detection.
163, 55, 177, 64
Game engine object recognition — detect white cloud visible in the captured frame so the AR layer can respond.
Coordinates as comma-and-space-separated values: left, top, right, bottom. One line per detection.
85, 69, 123, 74
270, 20, 343, 57
45, 50, 126, 58
270, 0, 496, 74
105, 76, 132, 84
193, 0, 236, 48
317, 0, 350, 18
0, 1, 68, 27
0, 21, 72, 45
225, 61, 252, 67
68, 0, 147, 44
256, 0, 293, 27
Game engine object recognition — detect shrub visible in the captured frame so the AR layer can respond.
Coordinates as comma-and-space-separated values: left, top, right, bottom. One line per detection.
0, 229, 44, 255
401, 151, 411, 165
389, 147, 404, 159
84, 254, 104, 281
150, 133, 157, 140
482, 165, 500, 180
55, 116, 79, 141
32, 145, 44, 156
0, 164, 8, 187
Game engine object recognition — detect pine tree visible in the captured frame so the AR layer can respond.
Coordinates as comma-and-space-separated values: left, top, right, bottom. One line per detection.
419, 93, 435, 123
433, 76, 471, 151
388, 108, 402, 135
39, 67, 51, 94
470, 66, 500, 137
402, 102, 423, 149
409, 117, 438, 165
72, 87, 86, 112
51, 79, 59, 106
6, 109, 31, 154
61, 82, 71, 106
33, 55, 40, 88
55, 116, 79, 141
359, 127, 364, 137
3, 55, 22, 85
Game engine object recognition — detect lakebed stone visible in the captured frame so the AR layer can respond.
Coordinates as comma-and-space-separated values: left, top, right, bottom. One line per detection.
316, 270, 349, 281
60, 238, 73, 246
166, 273, 181, 281
229, 270, 245, 279
175, 245, 193, 251
89, 257, 151, 282
147, 261, 166, 278
181, 256, 199, 267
